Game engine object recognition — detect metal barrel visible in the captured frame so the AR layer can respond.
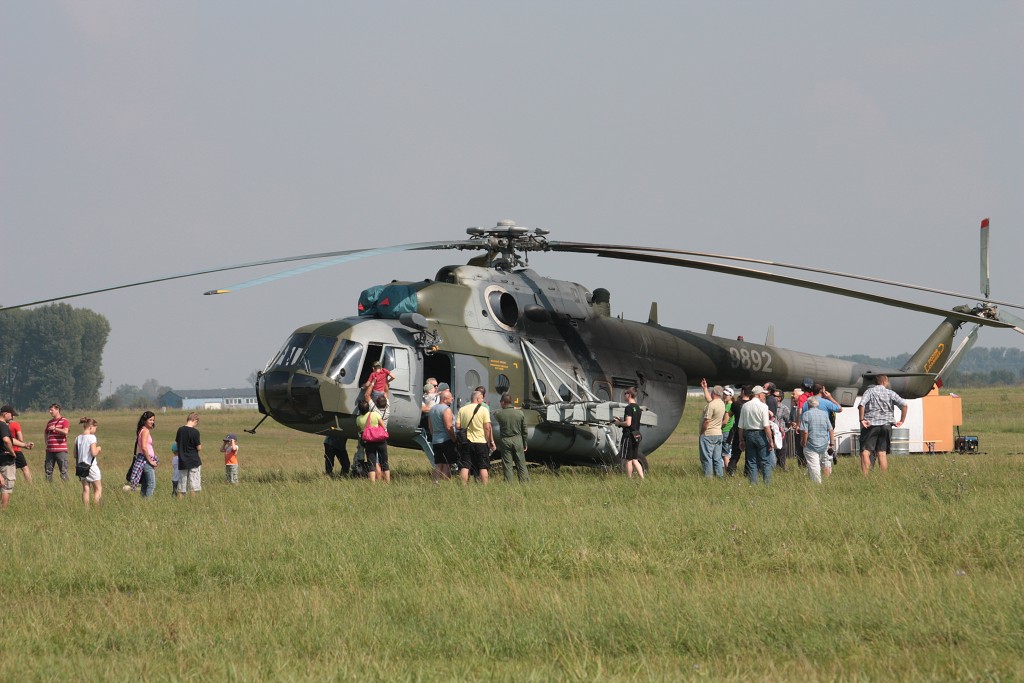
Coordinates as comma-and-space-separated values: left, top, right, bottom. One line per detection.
891, 427, 910, 455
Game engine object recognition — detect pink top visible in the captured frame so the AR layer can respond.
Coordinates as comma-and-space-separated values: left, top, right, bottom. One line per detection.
137, 430, 157, 464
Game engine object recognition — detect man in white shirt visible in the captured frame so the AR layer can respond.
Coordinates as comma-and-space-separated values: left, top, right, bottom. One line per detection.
738, 386, 774, 485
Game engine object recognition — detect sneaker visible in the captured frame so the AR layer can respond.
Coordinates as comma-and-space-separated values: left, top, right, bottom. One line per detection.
122, 484, 133, 492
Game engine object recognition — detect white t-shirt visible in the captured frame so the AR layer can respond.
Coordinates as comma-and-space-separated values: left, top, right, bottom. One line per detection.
75, 434, 101, 481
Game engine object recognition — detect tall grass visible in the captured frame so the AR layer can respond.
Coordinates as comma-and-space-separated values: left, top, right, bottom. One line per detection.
2, 392, 1022, 681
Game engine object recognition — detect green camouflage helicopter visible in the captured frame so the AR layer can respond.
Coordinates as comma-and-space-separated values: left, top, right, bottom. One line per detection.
5, 219, 1022, 467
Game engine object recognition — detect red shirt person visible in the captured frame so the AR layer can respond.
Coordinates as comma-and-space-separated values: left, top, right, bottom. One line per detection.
363, 361, 396, 402
44, 403, 71, 482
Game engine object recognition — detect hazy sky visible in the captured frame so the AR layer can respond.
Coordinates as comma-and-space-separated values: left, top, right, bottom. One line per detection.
2, 1, 1022, 394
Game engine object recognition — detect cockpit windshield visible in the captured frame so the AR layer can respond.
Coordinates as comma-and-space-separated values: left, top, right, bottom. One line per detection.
268, 333, 311, 369
301, 335, 337, 374
326, 340, 363, 384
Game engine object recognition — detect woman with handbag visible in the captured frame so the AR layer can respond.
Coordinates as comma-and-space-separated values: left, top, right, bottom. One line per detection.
134, 411, 159, 497
356, 399, 390, 483
75, 417, 102, 508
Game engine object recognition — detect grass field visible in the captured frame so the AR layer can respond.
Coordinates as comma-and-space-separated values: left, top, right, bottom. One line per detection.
2, 388, 1023, 681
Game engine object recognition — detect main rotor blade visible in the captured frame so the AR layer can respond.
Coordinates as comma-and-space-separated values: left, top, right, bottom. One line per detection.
579, 248, 1017, 331
203, 240, 474, 295
0, 239, 476, 311
548, 239, 1024, 312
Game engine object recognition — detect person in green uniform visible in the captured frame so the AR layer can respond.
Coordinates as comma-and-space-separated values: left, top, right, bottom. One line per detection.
491, 393, 530, 483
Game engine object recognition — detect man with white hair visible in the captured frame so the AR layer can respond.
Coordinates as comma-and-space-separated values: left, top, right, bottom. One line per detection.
800, 396, 834, 484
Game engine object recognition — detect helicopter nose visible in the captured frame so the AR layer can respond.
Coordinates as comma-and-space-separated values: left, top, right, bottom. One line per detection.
260, 370, 324, 421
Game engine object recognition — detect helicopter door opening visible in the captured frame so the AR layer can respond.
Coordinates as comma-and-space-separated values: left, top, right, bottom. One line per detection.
357, 344, 411, 395
423, 353, 452, 394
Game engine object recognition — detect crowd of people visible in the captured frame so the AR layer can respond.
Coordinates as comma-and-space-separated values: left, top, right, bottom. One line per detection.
0, 402, 243, 508
699, 374, 907, 484
0, 373, 908, 506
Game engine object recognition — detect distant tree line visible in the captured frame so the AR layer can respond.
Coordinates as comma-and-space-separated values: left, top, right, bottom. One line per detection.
832, 347, 1024, 388
0, 304, 110, 410
100, 379, 172, 410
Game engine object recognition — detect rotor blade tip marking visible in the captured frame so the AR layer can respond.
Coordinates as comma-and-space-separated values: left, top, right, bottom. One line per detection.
981, 218, 990, 228
204, 289, 232, 296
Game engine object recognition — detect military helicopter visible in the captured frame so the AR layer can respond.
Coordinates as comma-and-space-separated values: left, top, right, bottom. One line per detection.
5, 219, 1023, 467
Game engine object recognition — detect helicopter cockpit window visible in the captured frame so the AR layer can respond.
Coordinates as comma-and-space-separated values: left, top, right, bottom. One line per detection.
300, 335, 336, 374
269, 333, 311, 368
326, 340, 363, 384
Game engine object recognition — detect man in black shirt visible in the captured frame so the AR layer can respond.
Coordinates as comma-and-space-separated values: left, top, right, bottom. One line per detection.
174, 412, 203, 497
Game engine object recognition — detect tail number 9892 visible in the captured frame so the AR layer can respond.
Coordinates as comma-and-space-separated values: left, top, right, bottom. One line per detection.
728, 347, 774, 373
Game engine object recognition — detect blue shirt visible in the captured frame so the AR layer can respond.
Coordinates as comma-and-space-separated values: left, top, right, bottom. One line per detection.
800, 409, 832, 452
802, 396, 840, 417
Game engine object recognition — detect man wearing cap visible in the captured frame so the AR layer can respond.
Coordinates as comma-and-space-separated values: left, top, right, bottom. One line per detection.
1, 405, 34, 509
43, 403, 71, 482
698, 379, 726, 478
858, 374, 907, 475
738, 386, 774, 485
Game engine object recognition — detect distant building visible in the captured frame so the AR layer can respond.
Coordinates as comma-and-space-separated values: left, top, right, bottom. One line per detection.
158, 388, 258, 411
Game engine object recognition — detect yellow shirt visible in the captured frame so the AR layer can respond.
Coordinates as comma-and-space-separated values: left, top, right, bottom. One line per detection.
457, 403, 491, 444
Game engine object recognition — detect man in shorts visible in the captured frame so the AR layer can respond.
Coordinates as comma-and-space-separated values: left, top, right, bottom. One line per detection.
456, 390, 495, 485
1, 405, 34, 509
174, 412, 203, 497
858, 374, 907, 475
428, 389, 457, 482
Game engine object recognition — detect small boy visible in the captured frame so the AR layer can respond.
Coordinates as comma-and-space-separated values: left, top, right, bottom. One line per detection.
221, 434, 239, 484
170, 441, 180, 497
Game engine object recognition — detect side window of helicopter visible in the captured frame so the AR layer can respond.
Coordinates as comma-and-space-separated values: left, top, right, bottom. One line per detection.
530, 379, 548, 403
495, 374, 510, 394
326, 340, 363, 384
270, 333, 311, 368
301, 335, 336, 374
381, 346, 410, 393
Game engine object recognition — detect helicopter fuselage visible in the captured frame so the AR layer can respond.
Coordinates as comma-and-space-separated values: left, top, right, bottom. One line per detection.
256, 264, 956, 466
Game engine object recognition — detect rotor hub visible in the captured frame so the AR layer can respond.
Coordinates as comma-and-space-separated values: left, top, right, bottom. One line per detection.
464, 219, 551, 268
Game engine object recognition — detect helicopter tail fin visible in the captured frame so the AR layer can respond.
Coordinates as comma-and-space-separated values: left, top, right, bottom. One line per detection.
896, 316, 963, 394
